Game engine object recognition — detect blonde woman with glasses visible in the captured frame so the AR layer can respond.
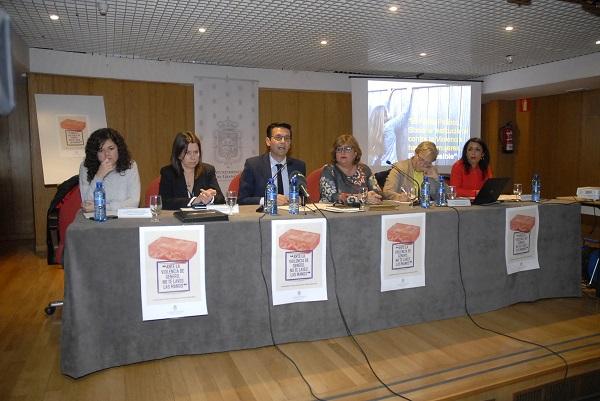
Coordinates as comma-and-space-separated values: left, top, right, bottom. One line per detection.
383, 141, 440, 202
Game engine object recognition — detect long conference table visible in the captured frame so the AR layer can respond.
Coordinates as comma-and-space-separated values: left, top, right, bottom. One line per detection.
62, 201, 581, 378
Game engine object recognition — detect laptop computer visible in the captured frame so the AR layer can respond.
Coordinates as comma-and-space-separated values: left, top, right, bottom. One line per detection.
472, 177, 510, 205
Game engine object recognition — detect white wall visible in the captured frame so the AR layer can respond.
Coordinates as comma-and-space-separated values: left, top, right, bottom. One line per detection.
481, 52, 600, 100
29, 48, 351, 92
29, 47, 600, 101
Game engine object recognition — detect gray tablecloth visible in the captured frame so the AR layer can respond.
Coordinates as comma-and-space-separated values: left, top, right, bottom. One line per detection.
61, 203, 581, 378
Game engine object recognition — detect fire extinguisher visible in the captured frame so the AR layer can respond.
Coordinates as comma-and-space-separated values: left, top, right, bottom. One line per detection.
500, 122, 514, 153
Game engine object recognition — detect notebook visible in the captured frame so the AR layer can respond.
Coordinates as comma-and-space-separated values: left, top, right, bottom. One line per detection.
174, 209, 229, 223
472, 177, 510, 205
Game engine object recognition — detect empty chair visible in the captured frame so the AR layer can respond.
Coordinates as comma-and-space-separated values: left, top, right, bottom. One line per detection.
228, 172, 241, 193
306, 166, 324, 203
145, 176, 161, 207
45, 184, 81, 315
374, 169, 391, 190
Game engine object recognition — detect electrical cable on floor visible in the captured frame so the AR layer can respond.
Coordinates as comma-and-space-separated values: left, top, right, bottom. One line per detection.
312, 204, 414, 401
256, 211, 327, 401
449, 204, 570, 399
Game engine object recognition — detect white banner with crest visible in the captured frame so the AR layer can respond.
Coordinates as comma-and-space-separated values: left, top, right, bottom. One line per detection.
194, 77, 259, 192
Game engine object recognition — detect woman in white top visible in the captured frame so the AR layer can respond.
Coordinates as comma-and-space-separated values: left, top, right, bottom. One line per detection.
79, 128, 140, 212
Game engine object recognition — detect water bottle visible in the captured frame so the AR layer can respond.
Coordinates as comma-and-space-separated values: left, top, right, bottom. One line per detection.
420, 176, 430, 209
93, 181, 107, 222
264, 177, 277, 215
436, 175, 447, 207
289, 176, 299, 215
531, 174, 541, 202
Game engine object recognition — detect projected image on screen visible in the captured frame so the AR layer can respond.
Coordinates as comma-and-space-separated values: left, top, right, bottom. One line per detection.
367, 80, 471, 167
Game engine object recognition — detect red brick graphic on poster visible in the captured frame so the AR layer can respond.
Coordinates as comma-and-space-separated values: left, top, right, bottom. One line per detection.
279, 229, 321, 281
387, 223, 421, 270
510, 214, 536, 255
148, 237, 198, 293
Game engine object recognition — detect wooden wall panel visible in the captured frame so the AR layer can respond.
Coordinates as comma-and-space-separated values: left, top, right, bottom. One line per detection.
513, 101, 533, 188
482, 100, 515, 185
258, 89, 352, 174
28, 73, 194, 252
482, 88, 600, 200
0, 66, 33, 240
580, 91, 600, 187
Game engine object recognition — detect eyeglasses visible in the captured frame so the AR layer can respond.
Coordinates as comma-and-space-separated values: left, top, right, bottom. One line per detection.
336, 146, 354, 153
415, 153, 434, 166
271, 135, 291, 142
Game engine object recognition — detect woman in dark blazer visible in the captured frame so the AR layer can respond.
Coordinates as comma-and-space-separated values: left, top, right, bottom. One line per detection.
159, 131, 225, 210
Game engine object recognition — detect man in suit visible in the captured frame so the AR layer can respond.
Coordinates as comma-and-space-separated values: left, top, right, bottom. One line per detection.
239, 122, 306, 205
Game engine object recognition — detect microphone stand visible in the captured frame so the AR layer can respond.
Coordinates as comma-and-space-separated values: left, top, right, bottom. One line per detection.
386, 160, 421, 206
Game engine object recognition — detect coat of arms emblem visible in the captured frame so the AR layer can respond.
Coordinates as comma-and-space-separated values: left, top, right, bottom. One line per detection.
214, 118, 241, 163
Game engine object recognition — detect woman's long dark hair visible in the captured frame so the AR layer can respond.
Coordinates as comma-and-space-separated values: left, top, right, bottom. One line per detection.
170, 131, 204, 178
460, 137, 490, 174
84, 128, 132, 183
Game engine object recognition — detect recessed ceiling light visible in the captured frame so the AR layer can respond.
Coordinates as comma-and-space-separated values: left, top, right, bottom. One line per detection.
596, 40, 600, 45
419, 52, 427, 57
320, 40, 328, 45
49, 14, 59, 21
389, 6, 398, 12
505, 26, 514, 31
198, 27, 206, 33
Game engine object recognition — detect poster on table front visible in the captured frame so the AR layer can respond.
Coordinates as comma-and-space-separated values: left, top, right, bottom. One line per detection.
34, 94, 107, 185
139, 225, 207, 321
271, 219, 327, 306
380, 213, 426, 291
505, 205, 540, 275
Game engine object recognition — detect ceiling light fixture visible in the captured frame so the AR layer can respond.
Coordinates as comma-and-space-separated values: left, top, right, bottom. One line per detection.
97, 1, 108, 16
198, 27, 206, 33
506, 55, 513, 64
389, 6, 398, 12
419, 52, 427, 57
505, 26, 514, 31
596, 40, 600, 45
49, 14, 59, 20
320, 40, 328, 45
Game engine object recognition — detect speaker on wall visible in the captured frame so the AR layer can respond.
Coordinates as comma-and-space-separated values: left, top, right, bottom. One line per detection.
0, 7, 15, 116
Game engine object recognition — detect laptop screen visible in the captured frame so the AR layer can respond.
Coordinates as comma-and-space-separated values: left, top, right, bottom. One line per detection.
472, 177, 510, 205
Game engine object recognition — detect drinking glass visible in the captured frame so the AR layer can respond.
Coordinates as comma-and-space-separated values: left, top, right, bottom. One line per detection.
447, 185, 457, 200
513, 183, 522, 202
226, 190, 238, 214
409, 187, 418, 208
359, 187, 369, 211
149, 195, 162, 222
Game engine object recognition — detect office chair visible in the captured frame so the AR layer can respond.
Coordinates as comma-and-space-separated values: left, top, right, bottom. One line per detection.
45, 184, 81, 315
306, 166, 324, 203
144, 176, 161, 206
374, 169, 391, 189
228, 172, 241, 193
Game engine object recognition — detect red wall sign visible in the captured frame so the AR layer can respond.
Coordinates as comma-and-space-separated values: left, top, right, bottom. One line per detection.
518, 98, 531, 112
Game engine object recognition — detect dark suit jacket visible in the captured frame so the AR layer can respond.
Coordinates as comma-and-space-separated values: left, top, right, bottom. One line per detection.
238, 153, 306, 205
159, 163, 225, 210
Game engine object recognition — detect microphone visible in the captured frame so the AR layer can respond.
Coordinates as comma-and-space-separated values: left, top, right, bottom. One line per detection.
290, 171, 310, 198
385, 160, 421, 204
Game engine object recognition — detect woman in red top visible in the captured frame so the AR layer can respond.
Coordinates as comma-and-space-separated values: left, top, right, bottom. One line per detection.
450, 138, 493, 198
